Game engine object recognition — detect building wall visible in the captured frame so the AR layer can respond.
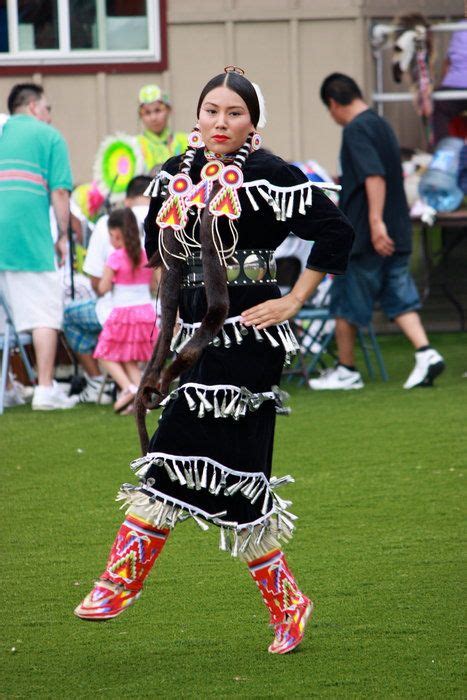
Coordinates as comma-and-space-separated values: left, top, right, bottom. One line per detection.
0, 0, 463, 184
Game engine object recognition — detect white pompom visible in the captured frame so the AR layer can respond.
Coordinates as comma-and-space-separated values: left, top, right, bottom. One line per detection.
252, 82, 267, 129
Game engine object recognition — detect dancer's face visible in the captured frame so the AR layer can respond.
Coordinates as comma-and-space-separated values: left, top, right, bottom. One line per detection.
139, 101, 170, 135
198, 86, 254, 154
109, 227, 123, 249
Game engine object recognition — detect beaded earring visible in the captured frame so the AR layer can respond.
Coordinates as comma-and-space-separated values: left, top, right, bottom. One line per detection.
250, 132, 262, 152
188, 126, 205, 149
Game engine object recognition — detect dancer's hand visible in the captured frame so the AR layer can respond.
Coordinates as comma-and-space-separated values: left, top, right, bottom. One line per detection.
241, 294, 302, 329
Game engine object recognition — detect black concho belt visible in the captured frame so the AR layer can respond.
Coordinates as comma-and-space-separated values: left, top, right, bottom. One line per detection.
182, 249, 277, 288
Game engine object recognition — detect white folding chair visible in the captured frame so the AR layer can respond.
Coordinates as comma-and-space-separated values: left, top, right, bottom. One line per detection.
0, 291, 36, 414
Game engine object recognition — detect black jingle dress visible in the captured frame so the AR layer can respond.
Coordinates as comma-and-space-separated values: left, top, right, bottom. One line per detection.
118, 149, 354, 558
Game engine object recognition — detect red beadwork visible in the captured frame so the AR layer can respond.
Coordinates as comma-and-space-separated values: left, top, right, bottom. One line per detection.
248, 549, 312, 654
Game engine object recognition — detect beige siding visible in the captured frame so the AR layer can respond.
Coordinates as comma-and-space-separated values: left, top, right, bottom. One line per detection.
0, 0, 463, 184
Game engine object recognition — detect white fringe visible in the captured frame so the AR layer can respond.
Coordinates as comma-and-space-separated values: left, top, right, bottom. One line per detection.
118, 462, 296, 561
172, 315, 299, 363
159, 382, 290, 418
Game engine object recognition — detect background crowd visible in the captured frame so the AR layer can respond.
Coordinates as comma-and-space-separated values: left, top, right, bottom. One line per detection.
0, 20, 466, 412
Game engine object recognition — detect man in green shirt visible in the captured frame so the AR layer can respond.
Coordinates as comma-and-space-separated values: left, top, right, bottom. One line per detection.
0, 83, 78, 410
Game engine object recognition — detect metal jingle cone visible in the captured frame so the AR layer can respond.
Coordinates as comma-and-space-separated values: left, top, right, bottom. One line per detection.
164, 460, 178, 482
224, 392, 238, 416
192, 514, 210, 531
184, 465, 195, 489
239, 526, 254, 553
219, 526, 228, 551
252, 325, 263, 342
209, 469, 218, 494
200, 462, 208, 488
221, 328, 231, 348
172, 462, 187, 485
197, 389, 213, 411
231, 530, 239, 557
241, 478, 257, 497
263, 327, 279, 348
261, 489, 271, 515
193, 461, 201, 490
233, 324, 243, 344
220, 393, 227, 417
214, 395, 221, 419
184, 390, 197, 411
255, 522, 267, 546
250, 483, 265, 505
224, 477, 245, 496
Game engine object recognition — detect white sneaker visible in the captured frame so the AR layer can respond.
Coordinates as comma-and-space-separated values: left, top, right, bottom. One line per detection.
11, 379, 34, 401
3, 387, 26, 407
77, 377, 113, 405
308, 365, 364, 391
32, 381, 80, 410
403, 348, 445, 389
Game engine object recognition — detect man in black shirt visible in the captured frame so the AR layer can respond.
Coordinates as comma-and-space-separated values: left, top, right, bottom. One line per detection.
310, 73, 444, 390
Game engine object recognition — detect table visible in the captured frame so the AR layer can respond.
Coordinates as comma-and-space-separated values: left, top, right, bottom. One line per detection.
414, 209, 467, 331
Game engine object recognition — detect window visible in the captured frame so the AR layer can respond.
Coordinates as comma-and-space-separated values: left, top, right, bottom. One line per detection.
0, 0, 167, 73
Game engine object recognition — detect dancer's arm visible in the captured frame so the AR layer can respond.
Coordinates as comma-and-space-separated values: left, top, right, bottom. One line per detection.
241, 268, 325, 330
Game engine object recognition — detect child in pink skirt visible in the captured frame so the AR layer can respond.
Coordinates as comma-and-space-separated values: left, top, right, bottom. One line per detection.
94, 208, 157, 413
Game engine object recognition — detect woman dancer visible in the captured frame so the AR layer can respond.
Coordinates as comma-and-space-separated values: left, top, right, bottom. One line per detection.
75, 68, 354, 654
93, 208, 157, 414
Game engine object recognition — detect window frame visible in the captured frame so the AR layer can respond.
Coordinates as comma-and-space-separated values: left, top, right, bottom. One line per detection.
0, 0, 167, 75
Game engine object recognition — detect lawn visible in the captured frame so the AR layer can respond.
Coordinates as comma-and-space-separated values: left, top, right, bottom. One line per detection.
1, 332, 465, 699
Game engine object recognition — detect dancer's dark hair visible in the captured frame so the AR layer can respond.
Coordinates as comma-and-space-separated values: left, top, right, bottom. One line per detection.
197, 72, 260, 127
136, 73, 257, 452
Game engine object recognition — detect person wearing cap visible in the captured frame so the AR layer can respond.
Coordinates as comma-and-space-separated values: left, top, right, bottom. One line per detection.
136, 84, 188, 175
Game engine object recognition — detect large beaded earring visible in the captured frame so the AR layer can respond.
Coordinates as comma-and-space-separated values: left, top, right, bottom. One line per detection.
250, 132, 262, 152
188, 126, 205, 149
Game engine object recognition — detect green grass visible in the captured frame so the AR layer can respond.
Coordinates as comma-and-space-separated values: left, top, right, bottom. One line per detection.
1, 333, 465, 699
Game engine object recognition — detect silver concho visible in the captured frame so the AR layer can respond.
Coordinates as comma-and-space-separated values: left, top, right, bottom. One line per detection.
268, 254, 277, 280
226, 257, 240, 282
244, 253, 266, 281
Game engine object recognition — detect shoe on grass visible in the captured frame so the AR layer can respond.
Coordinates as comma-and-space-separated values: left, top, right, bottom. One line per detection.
3, 387, 26, 407
269, 598, 313, 654
114, 384, 138, 413
308, 365, 364, 391
74, 580, 141, 621
77, 376, 113, 405
404, 348, 445, 389
32, 381, 79, 410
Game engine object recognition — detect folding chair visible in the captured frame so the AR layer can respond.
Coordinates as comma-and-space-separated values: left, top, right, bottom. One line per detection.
278, 273, 388, 386
0, 290, 36, 414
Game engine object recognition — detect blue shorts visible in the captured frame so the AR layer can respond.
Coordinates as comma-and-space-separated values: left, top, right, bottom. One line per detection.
330, 253, 421, 327
63, 299, 102, 354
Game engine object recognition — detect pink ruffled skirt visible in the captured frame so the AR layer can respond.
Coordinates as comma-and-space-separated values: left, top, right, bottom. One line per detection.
94, 304, 157, 362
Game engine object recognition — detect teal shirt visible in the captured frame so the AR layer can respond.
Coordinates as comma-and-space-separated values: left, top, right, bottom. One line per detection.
0, 114, 73, 271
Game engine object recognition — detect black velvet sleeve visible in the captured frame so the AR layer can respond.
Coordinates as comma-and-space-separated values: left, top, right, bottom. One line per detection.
275, 161, 355, 275
144, 156, 182, 260
299, 185, 355, 275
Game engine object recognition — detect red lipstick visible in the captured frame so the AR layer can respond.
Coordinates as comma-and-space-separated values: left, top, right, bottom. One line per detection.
213, 135, 229, 142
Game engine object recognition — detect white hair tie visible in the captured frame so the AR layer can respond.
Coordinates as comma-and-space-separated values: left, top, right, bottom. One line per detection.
252, 82, 267, 129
